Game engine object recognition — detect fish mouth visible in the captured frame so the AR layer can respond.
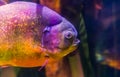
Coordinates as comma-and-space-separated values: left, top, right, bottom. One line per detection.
73, 39, 80, 46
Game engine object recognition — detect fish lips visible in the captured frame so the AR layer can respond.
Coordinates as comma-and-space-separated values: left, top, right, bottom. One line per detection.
72, 39, 80, 46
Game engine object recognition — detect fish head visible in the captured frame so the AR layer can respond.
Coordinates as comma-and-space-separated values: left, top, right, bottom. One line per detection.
42, 18, 80, 59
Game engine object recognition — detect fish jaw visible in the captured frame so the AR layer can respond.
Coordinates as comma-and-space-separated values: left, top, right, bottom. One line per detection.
45, 44, 78, 59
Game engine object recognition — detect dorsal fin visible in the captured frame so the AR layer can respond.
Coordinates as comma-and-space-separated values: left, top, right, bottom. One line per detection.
0, 0, 7, 6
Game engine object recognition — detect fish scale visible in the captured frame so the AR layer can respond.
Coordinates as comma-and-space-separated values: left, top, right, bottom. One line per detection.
0, 2, 49, 67
0, 1, 79, 67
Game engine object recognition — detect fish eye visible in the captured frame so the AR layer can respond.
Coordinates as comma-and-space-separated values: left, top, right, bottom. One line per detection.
64, 31, 74, 39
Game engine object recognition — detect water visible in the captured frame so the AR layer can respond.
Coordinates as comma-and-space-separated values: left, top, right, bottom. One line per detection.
0, 0, 120, 77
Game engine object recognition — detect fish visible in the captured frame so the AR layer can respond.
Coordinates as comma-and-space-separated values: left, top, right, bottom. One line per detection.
95, 19, 120, 70
0, 1, 80, 67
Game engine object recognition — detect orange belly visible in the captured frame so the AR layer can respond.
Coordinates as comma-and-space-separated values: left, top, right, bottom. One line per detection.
0, 37, 50, 67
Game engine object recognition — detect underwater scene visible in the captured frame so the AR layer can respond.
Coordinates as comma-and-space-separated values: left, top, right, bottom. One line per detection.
0, 0, 119, 77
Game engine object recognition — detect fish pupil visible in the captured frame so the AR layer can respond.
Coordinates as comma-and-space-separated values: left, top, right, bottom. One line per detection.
65, 32, 73, 39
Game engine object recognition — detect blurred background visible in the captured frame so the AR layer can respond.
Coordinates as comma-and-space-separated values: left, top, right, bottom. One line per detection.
1, 0, 120, 77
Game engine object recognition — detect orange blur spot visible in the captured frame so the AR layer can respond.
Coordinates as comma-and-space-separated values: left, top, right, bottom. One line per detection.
106, 58, 120, 70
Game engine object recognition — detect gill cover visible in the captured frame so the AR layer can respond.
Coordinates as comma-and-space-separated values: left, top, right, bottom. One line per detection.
41, 6, 62, 48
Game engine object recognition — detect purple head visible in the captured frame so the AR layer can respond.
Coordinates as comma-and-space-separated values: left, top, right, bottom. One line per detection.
41, 7, 80, 58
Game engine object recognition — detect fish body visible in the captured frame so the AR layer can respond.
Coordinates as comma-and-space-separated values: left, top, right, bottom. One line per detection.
96, 23, 120, 69
0, 1, 79, 67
